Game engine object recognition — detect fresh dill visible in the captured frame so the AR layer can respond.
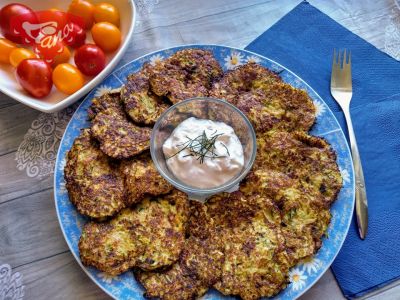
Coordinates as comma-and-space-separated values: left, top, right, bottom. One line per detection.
167, 130, 230, 164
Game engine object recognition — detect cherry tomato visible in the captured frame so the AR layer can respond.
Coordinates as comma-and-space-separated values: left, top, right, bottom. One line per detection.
69, 23, 86, 48
91, 22, 121, 52
0, 3, 38, 44
9, 48, 36, 67
68, 0, 94, 30
53, 63, 84, 94
52, 46, 71, 66
16, 59, 53, 98
93, 3, 120, 27
74, 44, 105, 76
0, 38, 17, 64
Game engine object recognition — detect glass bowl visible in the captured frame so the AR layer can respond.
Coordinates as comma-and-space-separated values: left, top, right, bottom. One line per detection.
150, 97, 257, 202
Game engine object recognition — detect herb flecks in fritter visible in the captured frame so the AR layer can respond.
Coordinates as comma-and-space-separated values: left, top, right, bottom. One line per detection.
121, 63, 170, 125
120, 153, 173, 205
89, 92, 152, 159
64, 129, 125, 219
149, 48, 223, 104
79, 190, 189, 275
210, 62, 316, 133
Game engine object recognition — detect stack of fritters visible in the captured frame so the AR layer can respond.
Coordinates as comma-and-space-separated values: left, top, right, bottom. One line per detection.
64, 49, 343, 300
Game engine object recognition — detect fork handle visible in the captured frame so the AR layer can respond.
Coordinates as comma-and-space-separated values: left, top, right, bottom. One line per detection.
343, 106, 368, 239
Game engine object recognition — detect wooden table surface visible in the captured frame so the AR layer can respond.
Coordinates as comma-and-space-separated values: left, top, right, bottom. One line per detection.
1, 0, 399, 299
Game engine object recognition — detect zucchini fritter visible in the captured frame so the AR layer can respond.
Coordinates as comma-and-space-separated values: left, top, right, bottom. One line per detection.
79, 190, 189, 275
149, 49, 223, 104
64, 129, 125, 218
120, 153, 173, 205
241, 167, 331, 266
136, 263, 208, 300
89, 93, 152, 159
91, 113, 151, 159
135, 236, 223, 300
239, 130, 342, 266
255, 130, 342, 206
121, 63, 170, 125
210, 62, 316, 133
188, 192, 290, 300
87, 91, 124, 120
210, 62, 282, 104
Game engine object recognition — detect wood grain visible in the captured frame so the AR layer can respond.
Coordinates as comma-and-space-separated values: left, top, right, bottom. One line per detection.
0, 104, 41, 156
0, 152, 53, 204
0, 189, 68, 267
0, 0, 399, 299
14, 252, 111, 300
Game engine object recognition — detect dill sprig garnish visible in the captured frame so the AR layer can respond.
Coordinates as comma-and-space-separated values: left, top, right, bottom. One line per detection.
167, 130, 230, 164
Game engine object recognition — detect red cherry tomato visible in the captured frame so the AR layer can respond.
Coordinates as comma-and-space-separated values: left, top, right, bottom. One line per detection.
74, 44, 105, 76
0, 3, 38, 44
16, 59, 53, 98
69, 23, 86, 48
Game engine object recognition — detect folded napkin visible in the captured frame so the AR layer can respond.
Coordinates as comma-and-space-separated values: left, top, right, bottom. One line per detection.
245, 2, 400, 299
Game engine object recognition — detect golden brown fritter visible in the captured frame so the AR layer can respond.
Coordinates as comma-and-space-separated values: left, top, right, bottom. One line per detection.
135, 263, 208, 300
134, 190, 190, 271
210, 62, 282, 104
120, 153, 173, 205
215, 220, 290, 300
79, 190, 189, 275
88, 92, 152, 159
255, 130, 342, 206
121, 64, 170, 125
240, 167, 331, 266
64, 129, 125, 219
87, 91, 124, 120
187, 192, 290, 299
91, 112, 151, 159
135, 236, 223, 300
180, 235, 225, 286
238, 130, 342, 266
210, 62, 316, 133
149, 49, 223, 104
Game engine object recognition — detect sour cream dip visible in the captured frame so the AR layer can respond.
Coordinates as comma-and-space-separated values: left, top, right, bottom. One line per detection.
162, 117, 244, 189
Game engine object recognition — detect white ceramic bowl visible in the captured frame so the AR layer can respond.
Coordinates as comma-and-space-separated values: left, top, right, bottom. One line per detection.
0, 0, 136, 112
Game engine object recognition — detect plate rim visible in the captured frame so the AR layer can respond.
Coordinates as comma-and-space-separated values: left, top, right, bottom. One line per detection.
54, 43, 355, 300
0, 0, 137, 113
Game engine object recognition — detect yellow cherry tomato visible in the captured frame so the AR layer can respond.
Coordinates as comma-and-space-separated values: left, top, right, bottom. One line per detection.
68, 0, 94, 29
52, 46, 71, 66
91, 22, 121, 52
0, 38, 16, 64
53, 63, 85, 94
9, 48, 36, 67
93, 3, 120, 27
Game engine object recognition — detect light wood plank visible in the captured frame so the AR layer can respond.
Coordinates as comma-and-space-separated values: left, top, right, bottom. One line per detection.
117, 0, 300, 67
0, 104, 41, 156
0, 189, 68, 267
14, 252, 111, 300
0, 151, 53, 204
0, 92, 19, 109
134, 0, 273, 33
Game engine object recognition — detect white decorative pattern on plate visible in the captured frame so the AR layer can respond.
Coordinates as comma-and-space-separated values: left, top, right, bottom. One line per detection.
54, 45, 355, 300
0, 264, 24, 300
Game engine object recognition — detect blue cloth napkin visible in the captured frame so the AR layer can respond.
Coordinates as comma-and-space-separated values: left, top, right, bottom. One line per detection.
245, 2, 400, 299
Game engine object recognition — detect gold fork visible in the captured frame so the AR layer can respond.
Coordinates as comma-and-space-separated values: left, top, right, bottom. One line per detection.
330, 49, 368, 239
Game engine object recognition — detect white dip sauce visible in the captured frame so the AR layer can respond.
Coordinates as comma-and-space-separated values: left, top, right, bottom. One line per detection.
163, 117, 244, 189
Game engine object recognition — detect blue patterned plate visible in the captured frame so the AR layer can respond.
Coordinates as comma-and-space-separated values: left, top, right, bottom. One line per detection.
54, 45, 355, 300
